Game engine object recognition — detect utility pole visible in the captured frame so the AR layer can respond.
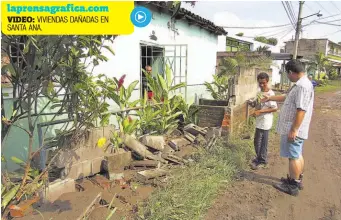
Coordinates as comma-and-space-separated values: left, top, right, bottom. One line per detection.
293, 1, 304, 60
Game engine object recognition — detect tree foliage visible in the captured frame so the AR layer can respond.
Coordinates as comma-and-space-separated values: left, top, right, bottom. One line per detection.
254, 36, 278, 46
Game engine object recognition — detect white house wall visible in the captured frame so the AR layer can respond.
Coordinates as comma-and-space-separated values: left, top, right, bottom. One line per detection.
90, 7, 219, 110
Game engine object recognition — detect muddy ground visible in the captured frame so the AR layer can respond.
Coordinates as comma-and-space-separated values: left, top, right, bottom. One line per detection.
18, 144, 198, 220
206, 90, 341, 220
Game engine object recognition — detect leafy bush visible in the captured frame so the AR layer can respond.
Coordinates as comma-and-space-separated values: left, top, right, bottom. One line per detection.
204, 74, 229, 100
329, 69, 338, 80
137, 66, 187, 135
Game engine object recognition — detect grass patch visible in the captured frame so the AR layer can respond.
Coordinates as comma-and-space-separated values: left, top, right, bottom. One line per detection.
138, 125, 255, 220
315, 80, 341, 93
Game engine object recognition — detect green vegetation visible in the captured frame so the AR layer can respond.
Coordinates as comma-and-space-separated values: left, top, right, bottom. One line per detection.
315, 80, 341, 93
139, 129, 255, 220
254, 36, 278, 46
308, 52, 340, 80
204, 52, 272, 100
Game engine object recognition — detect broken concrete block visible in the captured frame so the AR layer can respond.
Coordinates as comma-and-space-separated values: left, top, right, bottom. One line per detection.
40, 178, 75, 203
162, 144, 175, 154
140, 135, 166, 151
124, 135, 167, 163
169, 138, 191, 151
130, 160, 160, 169
161, 154, 186, 165
61, 156, 104, 180
53, 126, 114, 169
184, 132, 195, 143
184, 124, 207, 136
103, 151, 132, 172
136, 168, 167, 182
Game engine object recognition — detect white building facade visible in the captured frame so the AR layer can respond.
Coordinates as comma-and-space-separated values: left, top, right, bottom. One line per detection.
91, 2, 227, 107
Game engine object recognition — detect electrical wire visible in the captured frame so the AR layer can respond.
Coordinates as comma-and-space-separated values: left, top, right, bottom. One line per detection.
305, 2, 315, 13
316, 1, 334, 17
320, 29, 341, 37
286, 1, 297, 24
312, 21, 341, 26
290, 1, 297, 16
264, 27, 294, 38
255, 26, 293, 37
317, 14, 341, 21
302, 18, 341, 27
219, 23, 291, 29
330, 1, 341, 14
282, 1, 296, 29
279, 28, 294, 40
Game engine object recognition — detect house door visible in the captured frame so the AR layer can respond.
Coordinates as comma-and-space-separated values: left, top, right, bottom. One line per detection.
140, 43, 188, 100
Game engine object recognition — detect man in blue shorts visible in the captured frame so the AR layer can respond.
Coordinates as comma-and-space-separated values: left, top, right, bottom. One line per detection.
261, 60, 314, 196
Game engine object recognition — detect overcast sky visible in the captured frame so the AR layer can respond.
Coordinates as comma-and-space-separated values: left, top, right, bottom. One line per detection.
182, 1, 341, 47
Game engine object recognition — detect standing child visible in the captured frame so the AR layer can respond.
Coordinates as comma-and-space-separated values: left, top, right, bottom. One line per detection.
251, 72, 278, 170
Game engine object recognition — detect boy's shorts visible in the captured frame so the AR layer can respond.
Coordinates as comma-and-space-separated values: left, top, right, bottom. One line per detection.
280, 135, 304, 159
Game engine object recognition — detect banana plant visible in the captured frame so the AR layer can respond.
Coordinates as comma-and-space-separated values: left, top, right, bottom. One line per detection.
170, 95, 199, 124
145, 65, 186, 104
136, 90, 162, 134
144, 66, 187, 134
204, 74, 229, 100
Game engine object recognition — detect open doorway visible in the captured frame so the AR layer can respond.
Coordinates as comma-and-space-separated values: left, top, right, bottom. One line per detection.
140, 43, 165, 99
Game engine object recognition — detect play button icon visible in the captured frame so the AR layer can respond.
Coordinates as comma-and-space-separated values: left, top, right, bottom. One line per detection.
135, 12, 146, 23
131, 6, 152, 28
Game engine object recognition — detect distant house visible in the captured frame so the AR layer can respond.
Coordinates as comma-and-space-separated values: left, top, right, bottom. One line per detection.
92, 1, 227, 106
285, 38, 341, 76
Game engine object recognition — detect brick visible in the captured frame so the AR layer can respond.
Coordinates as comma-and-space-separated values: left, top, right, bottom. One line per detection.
40, 178, 75, 203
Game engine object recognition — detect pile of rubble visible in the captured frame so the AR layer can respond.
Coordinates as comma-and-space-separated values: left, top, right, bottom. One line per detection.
42, 125, 222, 202
107, 124, 222, 184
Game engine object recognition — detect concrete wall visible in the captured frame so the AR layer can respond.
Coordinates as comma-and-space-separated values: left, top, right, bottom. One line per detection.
233, 67, 258, 106
285, 39, 328, 59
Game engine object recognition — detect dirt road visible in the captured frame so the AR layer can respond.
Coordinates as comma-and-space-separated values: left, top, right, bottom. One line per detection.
206, 89, 341, 220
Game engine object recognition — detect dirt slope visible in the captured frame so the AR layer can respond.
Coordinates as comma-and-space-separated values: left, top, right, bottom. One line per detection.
206, 89, 341, 220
